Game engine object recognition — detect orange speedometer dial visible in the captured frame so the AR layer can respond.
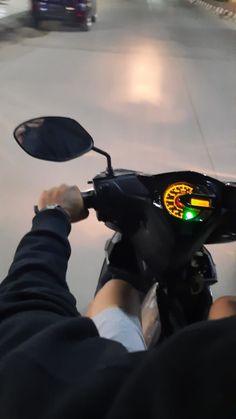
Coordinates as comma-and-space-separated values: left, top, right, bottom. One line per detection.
163, 182, 194, 219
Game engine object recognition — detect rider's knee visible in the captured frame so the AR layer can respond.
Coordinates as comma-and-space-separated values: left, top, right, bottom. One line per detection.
208, 296, 236, 320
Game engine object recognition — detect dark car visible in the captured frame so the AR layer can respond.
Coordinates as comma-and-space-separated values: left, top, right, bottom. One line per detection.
31, 0, 97, 31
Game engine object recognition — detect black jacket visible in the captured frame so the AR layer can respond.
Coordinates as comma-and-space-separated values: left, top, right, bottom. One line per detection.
0, 209, 236, 419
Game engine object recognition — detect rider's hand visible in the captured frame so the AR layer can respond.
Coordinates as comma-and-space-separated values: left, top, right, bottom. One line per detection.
38, 184, 89, 223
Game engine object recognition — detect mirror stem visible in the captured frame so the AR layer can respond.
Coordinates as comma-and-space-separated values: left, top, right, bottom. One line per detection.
92, 146, 114, 176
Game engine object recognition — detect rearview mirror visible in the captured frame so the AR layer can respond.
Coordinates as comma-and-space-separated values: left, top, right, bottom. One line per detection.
14, 116, 94, 162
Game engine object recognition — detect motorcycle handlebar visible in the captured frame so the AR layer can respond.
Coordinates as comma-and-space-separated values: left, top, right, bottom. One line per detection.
80, 178, 236, 214
81, 190, 96, 209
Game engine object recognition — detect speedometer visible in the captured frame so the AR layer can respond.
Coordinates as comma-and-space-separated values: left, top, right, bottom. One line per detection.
163, 182, 200, 220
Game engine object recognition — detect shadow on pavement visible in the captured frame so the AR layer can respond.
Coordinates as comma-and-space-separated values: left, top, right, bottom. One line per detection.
0, 12, 89, 43
0, 12, 48, 42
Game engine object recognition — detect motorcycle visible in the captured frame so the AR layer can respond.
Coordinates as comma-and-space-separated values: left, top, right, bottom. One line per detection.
13, 116, 236, 344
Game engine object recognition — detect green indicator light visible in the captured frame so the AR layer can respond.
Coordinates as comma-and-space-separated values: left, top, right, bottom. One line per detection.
185, 211, 194, 220
183, 209, 199, 221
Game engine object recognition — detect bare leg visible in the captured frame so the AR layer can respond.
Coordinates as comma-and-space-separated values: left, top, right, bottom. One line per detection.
208, 296, 236, 320
86, 280, 146, 352
86, 279, 141, 319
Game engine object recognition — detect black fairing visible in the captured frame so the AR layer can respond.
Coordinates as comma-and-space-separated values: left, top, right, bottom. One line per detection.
93, 170, 228, 280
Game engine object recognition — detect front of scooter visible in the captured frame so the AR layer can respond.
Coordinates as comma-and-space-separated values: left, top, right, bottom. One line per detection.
13, 115, 236, 340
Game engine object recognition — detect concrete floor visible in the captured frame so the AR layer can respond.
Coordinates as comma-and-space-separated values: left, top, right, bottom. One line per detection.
0, 0, 236, 310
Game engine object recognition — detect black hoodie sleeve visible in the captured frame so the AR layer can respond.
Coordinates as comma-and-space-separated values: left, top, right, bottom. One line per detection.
0, 209, 79, 319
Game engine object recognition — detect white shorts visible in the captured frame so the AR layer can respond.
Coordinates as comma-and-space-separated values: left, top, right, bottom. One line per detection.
92, 307, 147, 353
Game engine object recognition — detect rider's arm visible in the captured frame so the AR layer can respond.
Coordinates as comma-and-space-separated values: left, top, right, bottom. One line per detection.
0, 185, 88, 319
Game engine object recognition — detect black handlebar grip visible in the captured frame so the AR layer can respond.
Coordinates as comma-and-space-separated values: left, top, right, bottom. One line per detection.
81, 190, 96, 209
